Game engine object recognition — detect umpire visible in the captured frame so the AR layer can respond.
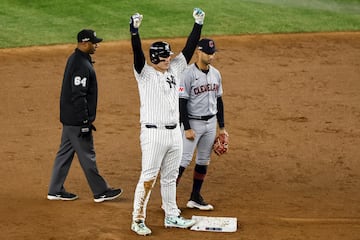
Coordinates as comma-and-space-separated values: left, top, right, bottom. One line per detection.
47, 29, 122, 203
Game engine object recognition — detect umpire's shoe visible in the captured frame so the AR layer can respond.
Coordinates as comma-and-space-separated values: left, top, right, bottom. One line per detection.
186, 192, 214, 211
47, 191, 78, 201
94, 188, 123, 203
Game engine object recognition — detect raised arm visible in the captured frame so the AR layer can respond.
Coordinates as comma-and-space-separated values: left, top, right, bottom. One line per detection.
182, 8, 205, 63
129, 13, 145, 74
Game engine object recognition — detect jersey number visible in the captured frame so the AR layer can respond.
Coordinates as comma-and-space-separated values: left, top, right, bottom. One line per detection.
74, 76, 87, 87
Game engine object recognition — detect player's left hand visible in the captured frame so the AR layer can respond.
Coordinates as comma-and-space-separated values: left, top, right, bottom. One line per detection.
193, 8, 205, 25
129, 13, 143, 34
213, 130, 229, 156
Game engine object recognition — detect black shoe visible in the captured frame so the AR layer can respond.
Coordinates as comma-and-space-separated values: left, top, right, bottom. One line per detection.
94, 188, 123, 203
47, 192, 78, 201
186, 192, 214, 210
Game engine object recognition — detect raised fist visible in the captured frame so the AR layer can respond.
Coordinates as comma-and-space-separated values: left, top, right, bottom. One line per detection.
193, 8, 205, 25
129, 13, 143, 34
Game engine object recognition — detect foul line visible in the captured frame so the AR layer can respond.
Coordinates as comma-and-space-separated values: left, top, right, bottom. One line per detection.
276, 217, 360, 224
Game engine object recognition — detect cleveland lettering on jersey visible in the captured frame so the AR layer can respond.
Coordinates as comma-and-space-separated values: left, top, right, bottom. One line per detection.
193, 83, 219, 95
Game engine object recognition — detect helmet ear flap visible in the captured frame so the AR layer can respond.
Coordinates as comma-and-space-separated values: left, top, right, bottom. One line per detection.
150, 53, 160, 64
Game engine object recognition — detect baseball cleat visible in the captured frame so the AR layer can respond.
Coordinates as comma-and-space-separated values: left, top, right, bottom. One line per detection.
164, 215, 196, 228
94, 188, 123, 203
47, 191, 78, 201
131, 220, 152, 236
186, 192, 214, 210
186, 200, 214, 210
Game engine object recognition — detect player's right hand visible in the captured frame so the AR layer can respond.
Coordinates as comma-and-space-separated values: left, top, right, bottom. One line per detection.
185, 129, 196, 140
193, 8, 205, 25
130, 13, 143, 34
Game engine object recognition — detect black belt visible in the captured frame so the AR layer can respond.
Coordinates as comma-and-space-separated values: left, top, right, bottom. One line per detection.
188, 115, 215, 121
145, 124, 177, 130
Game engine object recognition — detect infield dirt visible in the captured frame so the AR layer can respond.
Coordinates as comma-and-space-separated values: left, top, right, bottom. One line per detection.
0, 32, 359, 240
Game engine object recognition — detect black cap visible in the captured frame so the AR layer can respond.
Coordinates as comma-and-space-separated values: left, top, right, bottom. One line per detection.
197, 38, 216, 54
77, 29, 103, 43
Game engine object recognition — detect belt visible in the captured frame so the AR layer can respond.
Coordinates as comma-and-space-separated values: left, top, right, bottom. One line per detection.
188, 115, 215, 121
145, 124, 177, 130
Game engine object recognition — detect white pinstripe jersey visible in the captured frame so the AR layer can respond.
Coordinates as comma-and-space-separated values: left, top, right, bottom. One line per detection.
179, 63, 223, 116
134, 53, 187, 125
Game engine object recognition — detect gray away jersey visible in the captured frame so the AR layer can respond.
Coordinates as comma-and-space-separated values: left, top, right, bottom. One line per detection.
179, 63, 223, 116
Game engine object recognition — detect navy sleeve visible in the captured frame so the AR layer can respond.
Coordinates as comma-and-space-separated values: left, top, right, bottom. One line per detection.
71, 70, 89, 123
216, 96, 225, 128
179, 98, 191, 130
131, 33, 145, 74
181, 23, 203, 63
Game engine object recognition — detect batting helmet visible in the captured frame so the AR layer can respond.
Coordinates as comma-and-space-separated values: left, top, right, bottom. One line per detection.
149, 41, 173, 64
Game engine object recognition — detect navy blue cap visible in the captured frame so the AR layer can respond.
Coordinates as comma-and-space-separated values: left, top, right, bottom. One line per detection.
198, 38, 216, 54
77, 29, 103, 43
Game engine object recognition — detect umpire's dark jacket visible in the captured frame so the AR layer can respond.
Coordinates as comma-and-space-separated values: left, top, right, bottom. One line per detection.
60, 48, 97, 126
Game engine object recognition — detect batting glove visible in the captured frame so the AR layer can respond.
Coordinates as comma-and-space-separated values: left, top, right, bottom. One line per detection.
193, 8, 205, 25
129, 13, 143, 35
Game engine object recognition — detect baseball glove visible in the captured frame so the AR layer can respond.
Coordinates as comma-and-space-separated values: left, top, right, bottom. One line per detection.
213, 132, 229, 156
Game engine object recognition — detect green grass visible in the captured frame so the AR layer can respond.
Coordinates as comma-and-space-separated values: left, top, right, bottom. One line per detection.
0, 0, 359, 48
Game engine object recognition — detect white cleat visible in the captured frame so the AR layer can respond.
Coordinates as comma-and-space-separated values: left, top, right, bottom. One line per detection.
131, 220, 152, 236
164, 215, 196, 228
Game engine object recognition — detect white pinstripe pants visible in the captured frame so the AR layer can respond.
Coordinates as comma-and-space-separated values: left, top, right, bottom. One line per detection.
132, 125, 182, 221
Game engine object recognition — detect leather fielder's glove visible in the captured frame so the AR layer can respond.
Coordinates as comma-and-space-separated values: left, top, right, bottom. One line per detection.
129, 13, 143, 34
193, 8, 205, 25
213, 131, 229, 156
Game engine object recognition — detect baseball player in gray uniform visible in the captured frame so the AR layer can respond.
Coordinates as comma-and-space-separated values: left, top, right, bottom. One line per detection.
129, 8, 205, 236
177, 38, 228, 211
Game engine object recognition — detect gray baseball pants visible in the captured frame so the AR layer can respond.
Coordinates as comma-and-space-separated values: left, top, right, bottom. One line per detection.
48, 125, 109, 196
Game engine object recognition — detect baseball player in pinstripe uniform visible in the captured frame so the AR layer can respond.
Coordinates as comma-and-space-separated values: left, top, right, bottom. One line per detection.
129, 8, 205, 236
177, 38, 228, 211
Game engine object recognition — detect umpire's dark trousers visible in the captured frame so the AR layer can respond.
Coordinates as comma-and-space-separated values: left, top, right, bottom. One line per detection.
48, 125, 109, 196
